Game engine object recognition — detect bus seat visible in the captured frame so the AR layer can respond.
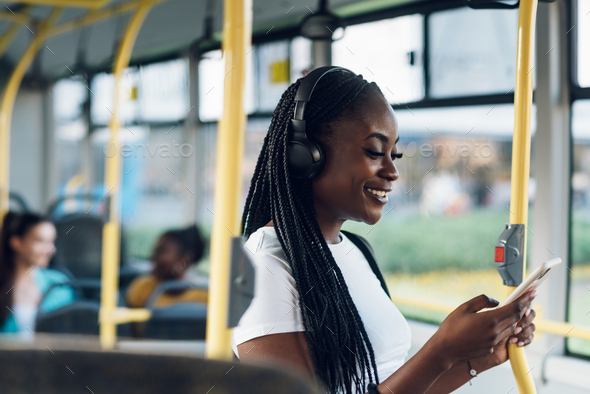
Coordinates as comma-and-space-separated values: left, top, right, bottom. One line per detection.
0, 336, 322, 394
35, 301, 132, 337
50, 214, 105, 278
142, 303, 207, 340
140, 280, 209, 340
36, 281, 130, 337
50, 213, 126, 279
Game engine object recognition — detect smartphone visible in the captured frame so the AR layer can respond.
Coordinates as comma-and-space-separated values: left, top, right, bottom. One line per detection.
498, 257, 563, 307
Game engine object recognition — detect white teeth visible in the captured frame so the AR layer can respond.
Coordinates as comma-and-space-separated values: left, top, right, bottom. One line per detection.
365, 187, 386, 198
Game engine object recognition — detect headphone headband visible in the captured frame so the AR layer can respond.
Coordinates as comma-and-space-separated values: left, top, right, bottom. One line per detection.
287, 66, 357, 180
292, 66, 356, 121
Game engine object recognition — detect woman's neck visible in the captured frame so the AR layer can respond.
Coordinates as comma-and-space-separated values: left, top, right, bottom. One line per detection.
312, 196, 346, 244
14, 258, 35, 282
316, 218, 344, 244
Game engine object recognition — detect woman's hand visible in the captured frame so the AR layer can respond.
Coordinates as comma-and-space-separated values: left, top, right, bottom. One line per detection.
480, 303, 537, 368
425, 289, 537, 369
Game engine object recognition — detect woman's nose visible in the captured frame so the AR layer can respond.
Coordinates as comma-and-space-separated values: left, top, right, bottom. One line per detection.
381, 158, 400, 182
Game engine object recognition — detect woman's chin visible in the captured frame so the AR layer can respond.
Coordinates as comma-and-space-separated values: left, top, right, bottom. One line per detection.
361, 212, 382, 226
35, 260, 49, 269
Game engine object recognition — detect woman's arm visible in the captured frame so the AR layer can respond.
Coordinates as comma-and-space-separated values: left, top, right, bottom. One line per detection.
238, 291, 536, 394
237, 326, 465, 393
421, 353, 494, 393
237, 329, 452, 392
237, 331, 316, 381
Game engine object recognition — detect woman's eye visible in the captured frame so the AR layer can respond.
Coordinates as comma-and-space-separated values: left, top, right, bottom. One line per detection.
366, 150, 385, 158
366, 150, 403, 161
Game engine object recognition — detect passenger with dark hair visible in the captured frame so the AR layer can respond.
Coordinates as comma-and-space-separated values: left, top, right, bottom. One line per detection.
125, 224, 207, 308
232, 68, 538, 394
0, 212, 74, 336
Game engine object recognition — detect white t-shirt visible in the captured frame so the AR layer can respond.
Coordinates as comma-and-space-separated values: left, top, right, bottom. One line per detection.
231, 226, 411, 390
12, 304, 37, 341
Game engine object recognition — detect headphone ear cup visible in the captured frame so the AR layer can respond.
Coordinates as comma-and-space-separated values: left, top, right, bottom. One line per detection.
287, 126, 325, 180
306, 136, 325, 179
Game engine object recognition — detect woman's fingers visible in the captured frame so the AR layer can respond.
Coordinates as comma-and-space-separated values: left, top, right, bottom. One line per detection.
510, 307, 536, 342
510, 322, 536, 346
463, 294, 500, 313
496, 290, 538, 329
495, 322, 518, 345
438, 293, 537, 364
509, 320, 536, 345
519, 306, 536, 326
521, 332, 534, 347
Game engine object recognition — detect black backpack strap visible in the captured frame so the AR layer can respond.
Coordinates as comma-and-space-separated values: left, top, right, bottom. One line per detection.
341, 230, 391, 298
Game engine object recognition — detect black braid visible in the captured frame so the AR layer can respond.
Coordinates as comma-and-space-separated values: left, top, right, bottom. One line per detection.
241, 70, 386, 394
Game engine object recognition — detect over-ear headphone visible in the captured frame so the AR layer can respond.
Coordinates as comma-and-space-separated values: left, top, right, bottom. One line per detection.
287, 66, 356, 180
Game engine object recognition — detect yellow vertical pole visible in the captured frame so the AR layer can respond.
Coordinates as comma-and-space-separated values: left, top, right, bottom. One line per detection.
99, 1, 153, 350
508, 0, 538, 392
205, 0, 252, 360
0, 8, 62, 222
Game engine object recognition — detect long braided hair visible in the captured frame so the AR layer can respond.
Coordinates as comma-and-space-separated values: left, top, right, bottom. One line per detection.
241, 70, 386, 394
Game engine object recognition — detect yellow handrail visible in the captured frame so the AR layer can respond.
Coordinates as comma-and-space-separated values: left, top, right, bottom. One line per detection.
12, 0, 112, 9
0, 23, 23, 58
46, 0, 161, 39
508, 0, 538, 392
0, 1, 149, 37
390, 296, 590, 342
0, 10, 33, 25
205, 0, 253, 360
0, 7, 63, 222
0, 6, 32, 58
98, 0, 158, 350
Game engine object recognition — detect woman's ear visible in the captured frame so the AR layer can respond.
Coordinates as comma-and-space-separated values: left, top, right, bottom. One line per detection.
8, 235, 22, 254
173, 258, 189, 274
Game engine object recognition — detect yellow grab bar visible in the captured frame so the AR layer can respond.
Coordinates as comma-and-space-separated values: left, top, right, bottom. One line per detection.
508, 0, 539, 392
99, 0, 157, 350
205, 0, 253, 361
0, 23, 23, 58
13, 0, 112, 9
46, 0, 161, 39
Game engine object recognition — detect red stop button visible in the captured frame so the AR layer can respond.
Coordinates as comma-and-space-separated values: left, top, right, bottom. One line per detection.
495, 247, 504, 263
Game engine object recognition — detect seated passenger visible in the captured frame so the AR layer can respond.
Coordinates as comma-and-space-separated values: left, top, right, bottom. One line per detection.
125, 224, 207, 308
0, 212, 75, 337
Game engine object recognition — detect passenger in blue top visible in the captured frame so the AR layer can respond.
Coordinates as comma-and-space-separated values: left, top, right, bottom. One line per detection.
0, 211, 74, 336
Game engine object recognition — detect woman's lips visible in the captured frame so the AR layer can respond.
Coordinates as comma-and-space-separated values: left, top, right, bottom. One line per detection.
363, 187, 388, 204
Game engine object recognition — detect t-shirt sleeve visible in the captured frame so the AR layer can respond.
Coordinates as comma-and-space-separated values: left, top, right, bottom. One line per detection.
231, 251, 304, 356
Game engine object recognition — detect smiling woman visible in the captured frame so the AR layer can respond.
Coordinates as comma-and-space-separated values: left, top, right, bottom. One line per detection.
233, 66, 538, 394
0, 212, 75, 337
